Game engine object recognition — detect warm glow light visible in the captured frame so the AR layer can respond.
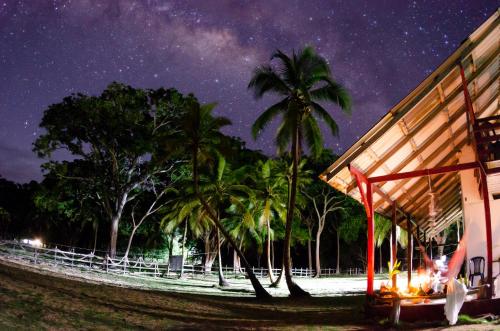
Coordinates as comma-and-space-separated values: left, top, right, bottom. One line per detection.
22, 238, 43, 247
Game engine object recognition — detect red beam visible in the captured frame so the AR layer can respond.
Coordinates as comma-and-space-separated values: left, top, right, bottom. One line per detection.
459, 63, 477, 126
480, 168, 493, 299
368, 162, 479, 183
349, 164, 375, 296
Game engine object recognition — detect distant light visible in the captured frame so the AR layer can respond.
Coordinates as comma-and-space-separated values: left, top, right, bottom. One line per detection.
21, 238, 43, 247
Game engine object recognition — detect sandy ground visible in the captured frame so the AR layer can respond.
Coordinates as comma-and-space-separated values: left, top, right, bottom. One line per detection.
0, 257, 498, 330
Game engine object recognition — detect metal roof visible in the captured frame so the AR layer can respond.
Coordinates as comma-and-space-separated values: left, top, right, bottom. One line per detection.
321, 9, 499, 235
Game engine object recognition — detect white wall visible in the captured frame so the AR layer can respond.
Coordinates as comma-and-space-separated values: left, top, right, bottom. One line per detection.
459, 145, 500, 286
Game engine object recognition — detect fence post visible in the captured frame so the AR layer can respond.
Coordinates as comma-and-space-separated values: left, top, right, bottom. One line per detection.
71, 249, 75, 267
34, 247, 38, 264
54, 247, 57, 265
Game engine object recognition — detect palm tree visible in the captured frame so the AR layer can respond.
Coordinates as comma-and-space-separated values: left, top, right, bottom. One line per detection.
248, 46, 351, 296
174, 100, 271, 298
250, 159, 288, 283
374, 214, 392, 273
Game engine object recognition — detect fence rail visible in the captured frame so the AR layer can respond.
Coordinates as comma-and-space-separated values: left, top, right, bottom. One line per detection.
0, 240, 365, 280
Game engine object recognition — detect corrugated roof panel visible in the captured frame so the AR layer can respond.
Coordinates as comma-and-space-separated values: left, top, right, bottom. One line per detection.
442, 69, 462, 97
471, 26, 499, 69
399, 157, 421, 173
426, 146, 454, 168
412, 112, 446, 146
451, 113, 466, 134
419, 132, 449, 160
370, 125, 405, 158
403, 90, 441, 130
384, 142, 414, 170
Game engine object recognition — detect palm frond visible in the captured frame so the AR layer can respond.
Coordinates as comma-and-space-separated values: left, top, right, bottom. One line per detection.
251, 98, 288, 139
248, 65, 290, 98
310, 80, 352, 114
311, 102, 339, 137
302, 115, 323, 158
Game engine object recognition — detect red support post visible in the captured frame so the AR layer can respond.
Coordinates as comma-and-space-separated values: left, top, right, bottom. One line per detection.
366, 182, 375, 296
349, 165, 375, 296
479, 168, 493, 298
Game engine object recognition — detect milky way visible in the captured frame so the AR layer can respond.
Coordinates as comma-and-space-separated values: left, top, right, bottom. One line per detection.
0, 0, 496, 182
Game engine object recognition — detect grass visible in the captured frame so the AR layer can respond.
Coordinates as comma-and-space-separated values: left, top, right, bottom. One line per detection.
0, 260, 498, 330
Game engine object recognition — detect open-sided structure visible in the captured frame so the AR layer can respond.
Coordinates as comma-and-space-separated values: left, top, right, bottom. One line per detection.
321, 9, 499, 299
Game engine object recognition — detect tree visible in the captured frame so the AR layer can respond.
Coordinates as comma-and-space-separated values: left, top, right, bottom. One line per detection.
34, 83, 189, 257
334, 197, 365, 273
250, 159, 287, 283
173, 99, 271, 298
249, 46, 351, 297
374, 214, 391, 273
35, 160, 104, 249
303, 184, 344, 277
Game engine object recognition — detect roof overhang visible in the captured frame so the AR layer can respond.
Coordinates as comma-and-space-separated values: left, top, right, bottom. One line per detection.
321, 9, 499, 235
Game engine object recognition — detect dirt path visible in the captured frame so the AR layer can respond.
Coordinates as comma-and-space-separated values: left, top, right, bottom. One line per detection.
0, 260, 497, 330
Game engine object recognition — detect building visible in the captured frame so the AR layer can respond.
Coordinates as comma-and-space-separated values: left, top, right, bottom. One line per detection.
321, 8, 499, 305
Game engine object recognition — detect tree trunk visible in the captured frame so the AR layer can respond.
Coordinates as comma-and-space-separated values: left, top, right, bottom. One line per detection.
109, 215, 120, 258
283, 118, 310, 297
180, 220, 188, 277
379, 245, 383, 274
93, 222, 98, 253
109, 193, 128, 258
217, 229, 229, 287
271, 240, 275, 269
314, 224, 323, 277
203, 234, 215, 274
233, 248, 241, 273
266, 219, 275, 283
192, 149, 270, 299
123, 226, 138, 259
307, 228, 312, 273
336, 230, 340, 274
270, 260, 285, 288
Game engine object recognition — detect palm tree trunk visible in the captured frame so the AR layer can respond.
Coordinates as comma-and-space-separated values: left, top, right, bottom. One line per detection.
217, 229, 229, 287
192, 148, 271, 299
379, 245, 383, 274
336, 230, 340, 274
266, 219, 275, 283
180, 220, 188, 278
270, 260, 285, 287
283, 119, 310, 297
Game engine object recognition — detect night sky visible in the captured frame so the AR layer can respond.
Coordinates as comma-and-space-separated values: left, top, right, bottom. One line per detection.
0, 1, 496, 183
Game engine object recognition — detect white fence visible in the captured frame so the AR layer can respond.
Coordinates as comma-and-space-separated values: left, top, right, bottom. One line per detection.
0, 240, 364, 280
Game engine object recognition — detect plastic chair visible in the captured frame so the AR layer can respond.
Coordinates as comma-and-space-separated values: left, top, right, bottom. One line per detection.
468, 256, 485, 287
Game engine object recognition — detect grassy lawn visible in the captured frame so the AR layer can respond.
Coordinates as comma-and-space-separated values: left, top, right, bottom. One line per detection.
0, 260, 497, 330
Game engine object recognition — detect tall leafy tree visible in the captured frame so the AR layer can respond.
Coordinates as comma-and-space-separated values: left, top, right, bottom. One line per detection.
34, 83, 188, 257
172, 99, 271, 298
249, 46, 351, 296
303, 183, 344, 277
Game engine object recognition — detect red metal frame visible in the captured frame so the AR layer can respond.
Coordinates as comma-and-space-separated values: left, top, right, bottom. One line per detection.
349, 165, 375, 296
368, 162, 479, 183
459, 64, 477, 126
479, 168, 493, 298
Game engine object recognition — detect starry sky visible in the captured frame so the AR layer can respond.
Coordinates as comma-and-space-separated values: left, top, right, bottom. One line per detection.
0, 0, 497, 183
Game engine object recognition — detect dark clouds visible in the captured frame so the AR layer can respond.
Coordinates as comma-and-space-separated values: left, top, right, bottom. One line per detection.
0, 0, 496, 182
